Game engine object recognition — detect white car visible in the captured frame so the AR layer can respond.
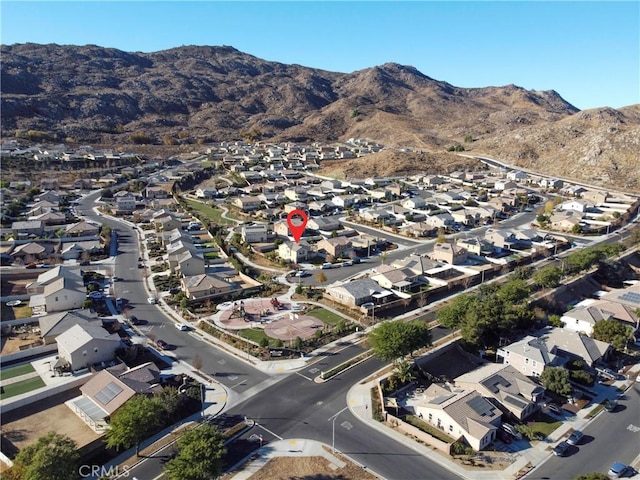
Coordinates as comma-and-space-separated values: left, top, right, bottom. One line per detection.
175, 323, 189, 331
147, 297, 157, 304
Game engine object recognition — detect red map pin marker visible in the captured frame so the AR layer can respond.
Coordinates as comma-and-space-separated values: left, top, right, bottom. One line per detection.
286, 209, 308, 244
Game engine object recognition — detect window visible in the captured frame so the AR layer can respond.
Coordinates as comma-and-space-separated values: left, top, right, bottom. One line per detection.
94, 347, 99, 353
55, 296, 59, 302
525, 358, 530, 364
532, 360, 537, 367
428, 413, 432, 421
449, 425, 453, 432
82, 350, 87, 356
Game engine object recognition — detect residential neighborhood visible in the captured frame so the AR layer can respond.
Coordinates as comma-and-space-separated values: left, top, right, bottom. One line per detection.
1, 137, 640, 480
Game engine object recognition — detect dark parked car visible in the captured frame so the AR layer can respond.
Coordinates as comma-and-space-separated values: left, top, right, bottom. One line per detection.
168, 287, 181, 294
129, 315, 143, 326
605, 399, 618, 412
567, 430, 583, 446
552, 441, 570, 457
156, 340, 168, 350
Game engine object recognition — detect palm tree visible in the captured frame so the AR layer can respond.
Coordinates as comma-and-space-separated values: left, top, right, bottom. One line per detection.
394, 360, 415, 386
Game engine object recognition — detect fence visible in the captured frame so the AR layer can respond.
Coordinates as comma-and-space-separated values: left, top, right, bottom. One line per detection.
385, 412, 453, 454
0, 373, 90, 413
1, 343, 58, 363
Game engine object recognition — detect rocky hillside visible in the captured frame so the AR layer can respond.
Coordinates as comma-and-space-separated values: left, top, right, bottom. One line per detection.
2, 43, 639, 191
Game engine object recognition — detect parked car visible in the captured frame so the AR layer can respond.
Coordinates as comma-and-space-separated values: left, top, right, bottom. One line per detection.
147, 297, 157, 305
129, 315, 142, 326
175, 323, 189, 331
294, 270, 308, 277
156, 339, 168, 350
87, 292, 105, 300
545, 403, 563, 415
566, 430, 583, 446
168, 287, 181, 294
342, 260, 353, 267
137, 263, 144, 269
552, 441, 570, 457
500, 423, 523, 440
25, 263, 37, 269
113, 276, 122, 282
608, 462, 629, 478
605, 399, 618, 412
321, 262, 333, 269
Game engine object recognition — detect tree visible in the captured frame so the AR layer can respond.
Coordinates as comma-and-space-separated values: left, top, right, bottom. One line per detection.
5, 432, 80, 480
368, 320, 432, 363
532, 266, 563, 288
315, 271, 327, 284
394, 359, 415, 385
592, 319, 634, 351
164, 424, 227, 480
105, 394, 164, 456
540, 367, 572, 397
548, 314, 563, 327
497, 279, 530, 304
436, 294, 476, 330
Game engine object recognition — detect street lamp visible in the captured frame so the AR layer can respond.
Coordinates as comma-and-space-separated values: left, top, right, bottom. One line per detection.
329, 406, 349, 454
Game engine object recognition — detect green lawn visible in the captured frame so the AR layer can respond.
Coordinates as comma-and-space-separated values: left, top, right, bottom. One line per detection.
12, 304, 33, 319
239, 328, 271, 344
526, 411, 562, 437
306, 308, 344, 326
204, 252, 219, 259
1, 363, 35, 380
184, 199, 235, 226
0, 376, 45, 400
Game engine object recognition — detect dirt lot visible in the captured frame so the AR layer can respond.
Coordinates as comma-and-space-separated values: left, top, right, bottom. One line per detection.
0, 331, 42, 355
1, 389, 100, 453
240, 453, 379, 480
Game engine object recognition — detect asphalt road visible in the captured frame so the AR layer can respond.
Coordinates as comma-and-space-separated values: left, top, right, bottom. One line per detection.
126, 346, 462, 480
526, 383, 640, 479
77, 192, 272, 397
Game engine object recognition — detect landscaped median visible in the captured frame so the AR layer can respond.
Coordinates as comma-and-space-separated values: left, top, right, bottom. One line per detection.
318, 350, 373, 381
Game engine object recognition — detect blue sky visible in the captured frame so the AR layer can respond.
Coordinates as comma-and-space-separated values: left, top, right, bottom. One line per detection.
2, 1, 639, 110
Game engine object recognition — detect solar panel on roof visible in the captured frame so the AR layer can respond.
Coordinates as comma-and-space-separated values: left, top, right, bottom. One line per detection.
620, 292, 640, 305
468, 395, 496, 417
95, 381, 123, 405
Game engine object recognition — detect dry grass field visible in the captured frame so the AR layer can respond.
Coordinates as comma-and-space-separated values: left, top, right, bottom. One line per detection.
245, 453, 379, 480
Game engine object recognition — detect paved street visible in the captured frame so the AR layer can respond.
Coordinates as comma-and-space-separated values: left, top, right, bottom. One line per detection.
527, 383, 640, 479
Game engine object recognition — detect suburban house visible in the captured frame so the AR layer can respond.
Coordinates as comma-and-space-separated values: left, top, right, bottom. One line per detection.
11, 220, 44, 237
26, 265, 83, 295
10, 242, 54, 264
370, 266, 421, 293
153, 215, 182, 233
307, 216, 341, 232
233, 196, 261, 212
549, 210, 583, 232
55, 324, 123, 371
317, 237, 352, 258
181, 273, 240, 301
561, 302, 613, 335
402, 384, 500, 451
391, 255, 440, 276
38, 309, 99, 345
325, 278, 392, 308
73, 362, 162, 432
456, 237, 493, 256
174, 251, 206, 277
65, 221, 100, 237
497, 327, 612, 377
430, 243, 468, 265
241, 223, 269, 243
425, 212, 455, 229
454, 364, 544, 421
113, 191, 137, 213
29, 276, 86, 313
278, 240, 313, 263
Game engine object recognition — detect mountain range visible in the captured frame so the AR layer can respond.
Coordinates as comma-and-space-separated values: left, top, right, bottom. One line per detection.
2, 43, 639, 191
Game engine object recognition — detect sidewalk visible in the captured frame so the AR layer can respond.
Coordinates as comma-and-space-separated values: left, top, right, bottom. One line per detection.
346, 363, 640, 480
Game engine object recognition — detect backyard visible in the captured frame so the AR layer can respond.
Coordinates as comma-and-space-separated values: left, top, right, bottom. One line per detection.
306, 307, 345, 326
0, 376, 46, 400
0, 363, 35, 380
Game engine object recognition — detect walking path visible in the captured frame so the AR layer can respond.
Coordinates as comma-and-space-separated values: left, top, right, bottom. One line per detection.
0, 371, 40, 387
